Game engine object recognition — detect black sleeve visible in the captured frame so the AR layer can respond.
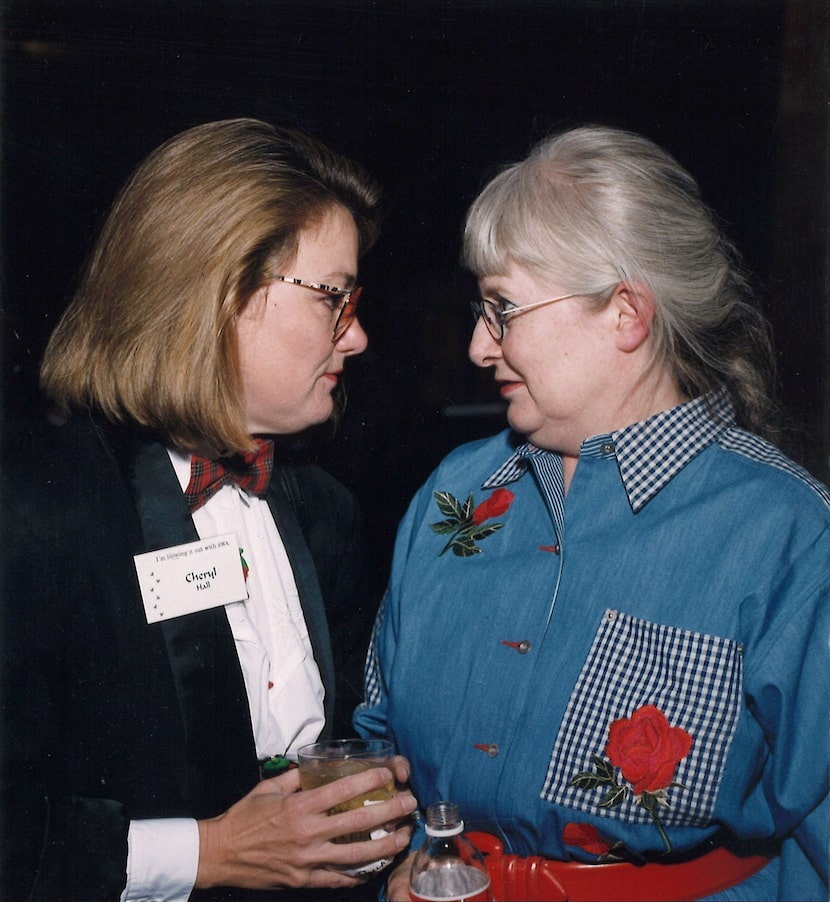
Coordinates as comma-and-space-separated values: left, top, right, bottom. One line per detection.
1, 421, 130, 901
1, 623, 130, 901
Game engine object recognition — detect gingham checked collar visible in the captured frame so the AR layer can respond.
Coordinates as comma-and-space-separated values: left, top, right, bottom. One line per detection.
482, 387, 736, 513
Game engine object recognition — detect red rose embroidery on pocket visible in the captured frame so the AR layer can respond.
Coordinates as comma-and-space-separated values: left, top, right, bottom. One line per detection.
606, 704, 693, 795
570, 705, 693, 853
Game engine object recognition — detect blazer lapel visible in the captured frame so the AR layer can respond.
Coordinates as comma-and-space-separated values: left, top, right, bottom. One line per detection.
101, 421, 260, 815
266, 469, 336, 735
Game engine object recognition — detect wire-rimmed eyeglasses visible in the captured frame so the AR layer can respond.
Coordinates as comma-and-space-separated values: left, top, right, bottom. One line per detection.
270, 275, 363, 342
470, 293, 580, 341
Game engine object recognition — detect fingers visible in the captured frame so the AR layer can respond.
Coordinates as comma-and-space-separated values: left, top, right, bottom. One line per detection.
321, 820, 413, 873
310, 770, 416, 873
320, 784, 417, 844
257, 763, 392, 811
195, 760, 417, 892
256, 763, 416, 840
392, 754, 411, 785
299, 765, 395, 813
255, 766, 301, 794
385, 853, 417, 902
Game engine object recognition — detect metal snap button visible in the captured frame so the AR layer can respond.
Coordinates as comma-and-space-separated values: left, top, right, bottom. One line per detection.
474, 743, 500, 758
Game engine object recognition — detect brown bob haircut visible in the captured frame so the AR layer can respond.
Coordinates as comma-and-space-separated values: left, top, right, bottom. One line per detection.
40, 118, 382, 453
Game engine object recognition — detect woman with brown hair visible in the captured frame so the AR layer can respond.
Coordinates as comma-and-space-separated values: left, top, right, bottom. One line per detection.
2, 118, 415, 901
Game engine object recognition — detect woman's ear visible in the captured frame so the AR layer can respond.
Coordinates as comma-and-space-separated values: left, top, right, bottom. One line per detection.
610, 281, 656, 352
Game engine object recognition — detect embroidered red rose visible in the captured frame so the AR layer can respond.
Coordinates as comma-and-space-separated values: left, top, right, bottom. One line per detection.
605, 704, 693, 795
570, 705, 693, 855
471, 488, 515, 525
431, 488, 515, 556
562, 822, 614, 856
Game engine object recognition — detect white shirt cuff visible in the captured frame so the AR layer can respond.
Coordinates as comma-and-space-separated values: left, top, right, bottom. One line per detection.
121, 818, 199, 902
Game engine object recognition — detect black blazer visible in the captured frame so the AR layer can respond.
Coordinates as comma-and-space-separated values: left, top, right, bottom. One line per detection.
1, 414, 373, 901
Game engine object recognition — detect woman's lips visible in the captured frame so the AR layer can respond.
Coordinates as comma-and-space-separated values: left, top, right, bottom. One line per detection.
499, 381, 523, 397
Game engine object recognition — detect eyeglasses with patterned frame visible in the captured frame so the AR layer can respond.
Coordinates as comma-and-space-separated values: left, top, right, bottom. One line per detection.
470, 292, 580, 341
270, 275, 363, 343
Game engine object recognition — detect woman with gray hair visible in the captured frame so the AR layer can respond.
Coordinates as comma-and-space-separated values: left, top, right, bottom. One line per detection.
355, 125, 828, 901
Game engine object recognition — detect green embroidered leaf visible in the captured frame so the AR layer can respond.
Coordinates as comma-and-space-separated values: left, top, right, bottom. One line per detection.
463, 522, 505, 541
430, 519, 460, 535
591, 756, 617, 782
432, 489, 513, 558
598, 785, 628, 808
570, 771, 610, 791
452, 535, 483, 557
433, 491, 464, 520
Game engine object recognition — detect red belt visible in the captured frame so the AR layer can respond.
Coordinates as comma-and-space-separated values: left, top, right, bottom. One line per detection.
466, 832, 771, 902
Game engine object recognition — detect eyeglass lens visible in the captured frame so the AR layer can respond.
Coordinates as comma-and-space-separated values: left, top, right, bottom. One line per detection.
333, 286, 362, 341
470, 300, 502, 341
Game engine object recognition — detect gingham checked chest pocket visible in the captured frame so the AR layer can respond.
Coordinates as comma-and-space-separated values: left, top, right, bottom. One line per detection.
540, 609, 743, 828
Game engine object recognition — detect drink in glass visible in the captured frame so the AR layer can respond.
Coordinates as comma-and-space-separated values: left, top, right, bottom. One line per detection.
298, 738, 395, 876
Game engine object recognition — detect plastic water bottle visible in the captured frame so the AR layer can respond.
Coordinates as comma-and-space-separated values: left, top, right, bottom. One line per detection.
409, 801, 493, 902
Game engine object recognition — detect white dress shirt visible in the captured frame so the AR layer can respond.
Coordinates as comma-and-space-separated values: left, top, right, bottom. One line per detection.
120, 450, 325, 902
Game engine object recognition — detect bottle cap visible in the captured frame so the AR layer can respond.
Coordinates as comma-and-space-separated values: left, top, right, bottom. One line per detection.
424, 800, 464, 836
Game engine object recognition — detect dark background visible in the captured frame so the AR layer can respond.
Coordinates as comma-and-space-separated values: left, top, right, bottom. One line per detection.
3, 0, 828, 575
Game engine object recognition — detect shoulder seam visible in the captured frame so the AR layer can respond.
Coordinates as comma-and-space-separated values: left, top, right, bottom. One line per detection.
717, 429, 830, 509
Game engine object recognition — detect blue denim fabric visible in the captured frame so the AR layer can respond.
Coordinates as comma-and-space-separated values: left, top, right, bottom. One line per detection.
355, 395, 829, 901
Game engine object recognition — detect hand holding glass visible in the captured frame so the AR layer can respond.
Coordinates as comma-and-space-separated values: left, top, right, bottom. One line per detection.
298, 738, 397, 876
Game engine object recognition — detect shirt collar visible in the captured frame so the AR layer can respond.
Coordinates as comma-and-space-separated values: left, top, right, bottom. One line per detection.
482, 388, 736, 512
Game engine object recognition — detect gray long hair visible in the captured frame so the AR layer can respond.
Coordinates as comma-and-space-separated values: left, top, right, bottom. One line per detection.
463, 125, 780, 439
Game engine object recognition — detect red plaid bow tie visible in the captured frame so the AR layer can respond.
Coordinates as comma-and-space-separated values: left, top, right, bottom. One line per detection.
184, 439, 275, 512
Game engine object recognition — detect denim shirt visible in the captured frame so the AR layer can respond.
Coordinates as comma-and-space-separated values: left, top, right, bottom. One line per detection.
355, 390, 829, 901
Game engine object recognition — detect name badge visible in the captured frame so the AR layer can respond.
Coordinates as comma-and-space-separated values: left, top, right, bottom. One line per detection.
134, 533, 247, 623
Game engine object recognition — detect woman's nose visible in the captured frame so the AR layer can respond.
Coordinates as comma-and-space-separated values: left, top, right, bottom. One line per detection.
468, 315, 501, 367
336, 315, 369, 355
